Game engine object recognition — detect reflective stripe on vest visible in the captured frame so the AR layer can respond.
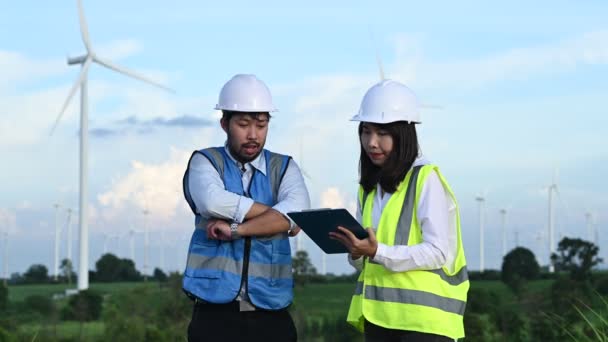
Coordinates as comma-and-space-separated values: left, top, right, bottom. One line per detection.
347, 164, 469, 339
182, 147, 293, 310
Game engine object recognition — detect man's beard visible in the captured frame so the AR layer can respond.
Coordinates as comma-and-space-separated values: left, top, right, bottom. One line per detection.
227, 139, 263, 164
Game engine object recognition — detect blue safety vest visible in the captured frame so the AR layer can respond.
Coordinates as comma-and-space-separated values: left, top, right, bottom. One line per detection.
182, 147, 293, 310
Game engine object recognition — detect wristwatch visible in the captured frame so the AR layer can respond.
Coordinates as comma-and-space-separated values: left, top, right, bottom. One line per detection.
230, 222, 240, 240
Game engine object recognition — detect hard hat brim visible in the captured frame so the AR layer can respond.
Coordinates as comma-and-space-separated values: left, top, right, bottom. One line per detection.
350, 113, 420, 124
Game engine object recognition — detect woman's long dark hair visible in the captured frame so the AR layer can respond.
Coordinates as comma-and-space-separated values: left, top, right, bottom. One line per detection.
359, 121, 420, 193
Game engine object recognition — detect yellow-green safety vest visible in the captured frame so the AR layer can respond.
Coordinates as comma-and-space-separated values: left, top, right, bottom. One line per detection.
346, 165, 469, 339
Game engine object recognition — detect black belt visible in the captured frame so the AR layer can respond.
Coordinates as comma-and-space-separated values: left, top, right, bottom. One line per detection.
194, 298, 259, 312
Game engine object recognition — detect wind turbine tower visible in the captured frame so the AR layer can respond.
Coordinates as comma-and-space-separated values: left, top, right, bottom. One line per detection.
54, 203, 62, 281
129, 229, 135, 262
547, 172, 559, 273
65, 208, 74, 265
2, 231, 8, 286
50, 0, 172, 290
143, 209, 150, 281
585, 212, 594, 242
500, 208, 507, 257
475, 195, 485, 272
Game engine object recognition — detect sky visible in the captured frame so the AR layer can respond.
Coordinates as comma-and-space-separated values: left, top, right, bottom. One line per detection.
1, 0, 607, 278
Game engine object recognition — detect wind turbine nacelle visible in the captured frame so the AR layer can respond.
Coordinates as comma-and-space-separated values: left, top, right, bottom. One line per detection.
67, 55, 88, 65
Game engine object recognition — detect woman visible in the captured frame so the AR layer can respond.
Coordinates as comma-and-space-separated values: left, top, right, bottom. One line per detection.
329, 80, 469, 341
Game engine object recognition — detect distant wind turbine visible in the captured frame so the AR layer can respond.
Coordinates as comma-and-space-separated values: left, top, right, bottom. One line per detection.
65, 208, 74, 267
585, 212, 594, 242
368, 29, 442, 110
546, 169, 560, 273
53, 203, 62, 282
50, 0, 172, 291
499, 208, 508, 257
2, 230, 8, 286
475, 193, 486, 272
142, 209, 150, 281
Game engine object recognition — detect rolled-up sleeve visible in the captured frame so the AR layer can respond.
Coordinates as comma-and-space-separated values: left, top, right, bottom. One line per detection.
188, 153, 254, 222
272, 159, 311, 229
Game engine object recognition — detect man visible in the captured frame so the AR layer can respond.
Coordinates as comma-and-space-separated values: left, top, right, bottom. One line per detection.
182, 74, 310, 342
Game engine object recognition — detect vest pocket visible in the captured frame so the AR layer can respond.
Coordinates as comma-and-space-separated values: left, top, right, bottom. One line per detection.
270, 239, 292, 286
185, 241, 221, 288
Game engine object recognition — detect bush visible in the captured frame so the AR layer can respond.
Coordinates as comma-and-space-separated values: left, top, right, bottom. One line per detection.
0, 284, 7, 312
463, 313, 502, 341
24, 295, 55, 317
0, 326, 16, 342
61, 290, 103, 321
594, 275, 608, 295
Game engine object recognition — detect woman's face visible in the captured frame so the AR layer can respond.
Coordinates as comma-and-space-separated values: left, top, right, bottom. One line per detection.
360, 123, 394, 167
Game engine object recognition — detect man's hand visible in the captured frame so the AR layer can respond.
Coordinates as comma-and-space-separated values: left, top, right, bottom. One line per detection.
206, 219, 232, 240
329, 227, 378, 258
288, 226, 301, 237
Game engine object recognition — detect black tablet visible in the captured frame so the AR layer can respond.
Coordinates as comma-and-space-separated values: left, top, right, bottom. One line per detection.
287, 208, 368, 254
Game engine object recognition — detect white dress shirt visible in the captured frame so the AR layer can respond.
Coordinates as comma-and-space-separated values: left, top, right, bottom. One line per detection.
187, 144, 311, 229
349, 156, 458, 273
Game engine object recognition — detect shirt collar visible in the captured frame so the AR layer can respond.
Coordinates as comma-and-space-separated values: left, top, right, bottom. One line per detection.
223, 142, 267, 175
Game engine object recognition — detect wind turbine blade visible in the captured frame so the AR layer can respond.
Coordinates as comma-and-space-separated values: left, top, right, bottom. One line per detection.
368, 28, 385, 81
553, 167, 559, 185
77, 0, 93, 52
93, 56, 174, 93
301, 168, 312, 181
50, 57, 92, 135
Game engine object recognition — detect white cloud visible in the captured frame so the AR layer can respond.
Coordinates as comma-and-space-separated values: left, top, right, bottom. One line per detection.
97, 147, 192, 227
319, 187, 357, 217
391, 30, 608, 89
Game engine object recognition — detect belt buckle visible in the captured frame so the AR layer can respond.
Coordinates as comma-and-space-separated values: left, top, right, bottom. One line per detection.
239, 300, 256, 312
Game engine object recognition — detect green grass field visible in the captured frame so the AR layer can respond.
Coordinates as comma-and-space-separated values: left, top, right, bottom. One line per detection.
4, 279, 560, 341
7, 282, 156, 302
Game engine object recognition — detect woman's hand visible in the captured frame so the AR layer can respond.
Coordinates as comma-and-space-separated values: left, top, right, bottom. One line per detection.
329, 226, 378, 258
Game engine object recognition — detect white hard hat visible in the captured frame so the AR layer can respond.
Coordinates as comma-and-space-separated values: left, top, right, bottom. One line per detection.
215, 74, 277, 112
350, 79, 421, 124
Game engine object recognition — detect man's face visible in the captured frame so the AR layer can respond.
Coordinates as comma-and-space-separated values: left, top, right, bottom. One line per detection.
221, 113, 269, 163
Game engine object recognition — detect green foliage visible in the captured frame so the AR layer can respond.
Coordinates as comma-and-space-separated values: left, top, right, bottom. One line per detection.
103, 306, 146, 342
595, 275, 608, 296
24, 295, 55, 317
152, 268, 167, 282
551, 237, 602, 282
95, 253, 141, 282
0, 284, 7, 311
60, 259, 74, 285
22, 264, 49, 284
0, 326, 16, 342
62, 290, 103, 322
501, 247, 540, 296
292, 250, 317, 286
463, 313, 502, 341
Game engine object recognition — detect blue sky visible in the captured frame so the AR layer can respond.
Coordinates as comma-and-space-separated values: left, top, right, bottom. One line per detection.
1, 0, 607, 277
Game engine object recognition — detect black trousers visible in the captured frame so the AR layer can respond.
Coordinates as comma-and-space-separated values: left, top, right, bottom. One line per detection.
187, 301, 297, 342
364, 320, 453, 342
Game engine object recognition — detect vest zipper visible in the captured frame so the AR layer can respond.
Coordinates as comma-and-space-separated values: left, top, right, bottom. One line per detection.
238, 168, 256, 299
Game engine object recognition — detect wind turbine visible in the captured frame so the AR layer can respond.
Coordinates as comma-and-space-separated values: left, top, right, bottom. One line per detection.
129, 229, 136, 262
2, 230, 8, 286
546, 170, 559, 273
53, 203, 62, 282
585, 212, 594, 242
142, 209, 150, 281
50, 0, 172, 291
369, 29, 443, 110
160, 229, 165, 272
499, 208, 508, 257
475, 193, 486, 272
65, 208, 75, 273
